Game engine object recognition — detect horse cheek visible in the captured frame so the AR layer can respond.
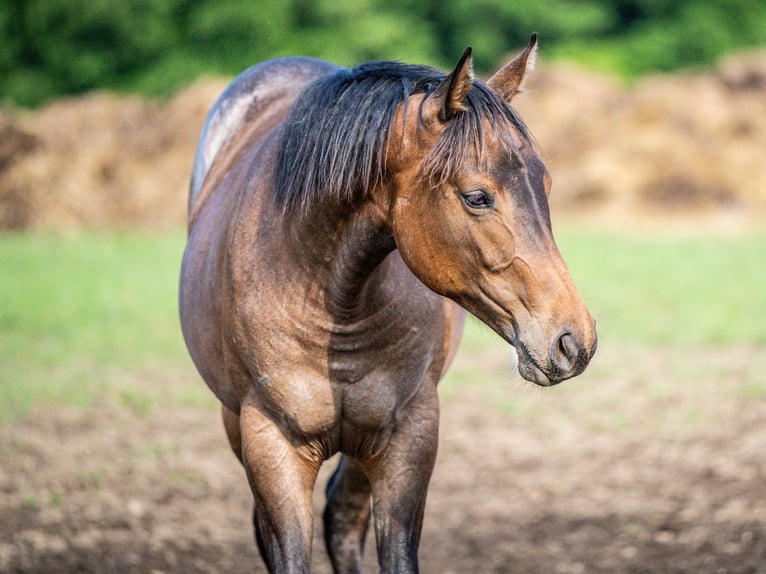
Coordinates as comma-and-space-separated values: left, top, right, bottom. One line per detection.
393, 209, 455, 296
475, 219, 516, 273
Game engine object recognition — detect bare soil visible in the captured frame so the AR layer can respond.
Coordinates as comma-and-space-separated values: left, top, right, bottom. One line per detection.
1, 345, 765, 573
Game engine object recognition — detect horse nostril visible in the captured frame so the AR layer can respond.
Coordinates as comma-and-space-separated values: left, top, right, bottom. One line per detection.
551, 331, 579, 374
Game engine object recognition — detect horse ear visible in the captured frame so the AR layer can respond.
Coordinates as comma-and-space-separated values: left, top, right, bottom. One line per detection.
423, 47, 474, 125
487, 33, 538, 102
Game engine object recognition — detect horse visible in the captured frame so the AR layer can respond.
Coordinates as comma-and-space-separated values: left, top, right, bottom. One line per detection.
179, 34, 597, 573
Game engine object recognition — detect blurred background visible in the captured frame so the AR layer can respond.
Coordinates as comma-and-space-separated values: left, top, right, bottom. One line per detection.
1, 1, 765, 572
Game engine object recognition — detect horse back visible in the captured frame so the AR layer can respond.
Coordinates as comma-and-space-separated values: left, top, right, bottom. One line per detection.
188, 57, 341, 219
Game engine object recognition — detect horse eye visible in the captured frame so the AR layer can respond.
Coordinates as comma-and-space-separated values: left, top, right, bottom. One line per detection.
462, 191, 493, 210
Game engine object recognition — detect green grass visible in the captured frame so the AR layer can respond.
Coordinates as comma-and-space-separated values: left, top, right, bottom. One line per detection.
447, 227, 766, 423
1, 227, 765, 422
556, 228, 766, 347
0, 231, 193, 419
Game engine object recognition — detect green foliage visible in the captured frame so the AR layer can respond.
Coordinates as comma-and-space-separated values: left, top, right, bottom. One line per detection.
550, 0, 766, 76
438, 0, 616, 71
286, 0, 440, 68
2, 0, 766, 106
2, 0, 182, 105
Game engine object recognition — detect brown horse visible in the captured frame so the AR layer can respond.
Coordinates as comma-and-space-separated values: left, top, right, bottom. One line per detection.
180, 34, 596, 573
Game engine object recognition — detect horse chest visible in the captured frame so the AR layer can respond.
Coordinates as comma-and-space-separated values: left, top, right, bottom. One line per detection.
254, 370, 338, 438
250, 324, 438, 449
233, 255, 449, 447
328, 326, 438, 429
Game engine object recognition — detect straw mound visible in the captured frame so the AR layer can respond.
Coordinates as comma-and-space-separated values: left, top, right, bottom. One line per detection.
1, 52, 765, 230
516, 51, 766, 222
0, 80, 227, 230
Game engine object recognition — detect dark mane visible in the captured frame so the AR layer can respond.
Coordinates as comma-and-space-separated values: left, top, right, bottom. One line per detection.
274, 60, 532, 214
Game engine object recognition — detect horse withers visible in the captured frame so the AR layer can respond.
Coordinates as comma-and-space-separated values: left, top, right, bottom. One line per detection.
179, 34, 596, 573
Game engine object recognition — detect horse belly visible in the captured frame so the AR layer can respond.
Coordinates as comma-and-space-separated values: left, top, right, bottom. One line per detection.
180, 213, 240, 413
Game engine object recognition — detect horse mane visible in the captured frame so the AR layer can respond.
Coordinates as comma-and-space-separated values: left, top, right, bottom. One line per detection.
273, 60, 532, 215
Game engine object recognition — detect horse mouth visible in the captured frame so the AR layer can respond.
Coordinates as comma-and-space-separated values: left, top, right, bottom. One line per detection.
498, 321, 556, 386
471, 289, 576, 387
513, 338, 557, 386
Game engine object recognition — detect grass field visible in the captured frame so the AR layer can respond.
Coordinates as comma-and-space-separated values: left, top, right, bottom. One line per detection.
0, 232, 192, 420
1, 227, 765, 422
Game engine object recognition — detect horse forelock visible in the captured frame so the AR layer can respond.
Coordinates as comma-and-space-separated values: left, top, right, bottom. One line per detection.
419, 83, 534, 190
273, 61, 534, 216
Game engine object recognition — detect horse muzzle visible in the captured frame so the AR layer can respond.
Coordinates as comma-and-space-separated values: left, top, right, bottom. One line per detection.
514, 325, 598, 386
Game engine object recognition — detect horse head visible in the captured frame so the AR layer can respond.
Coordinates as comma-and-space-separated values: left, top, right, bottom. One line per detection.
383, 35, 597, 386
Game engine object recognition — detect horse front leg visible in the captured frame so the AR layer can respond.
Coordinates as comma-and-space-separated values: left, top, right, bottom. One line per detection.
324, 455, 372, 573
221, 405, 271, 561
239, 402, 322, 574
362, 382, 440, 574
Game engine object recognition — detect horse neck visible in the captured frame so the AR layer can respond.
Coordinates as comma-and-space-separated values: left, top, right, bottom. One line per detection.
286, 199, 396, 321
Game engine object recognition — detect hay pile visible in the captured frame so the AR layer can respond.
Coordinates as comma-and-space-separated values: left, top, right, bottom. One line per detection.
0, 80, 226, 230
1, 52, 765, 230
516, 51, 766, 222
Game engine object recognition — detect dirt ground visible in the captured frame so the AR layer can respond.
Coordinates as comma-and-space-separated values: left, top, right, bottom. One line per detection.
1, 345, 765, 573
